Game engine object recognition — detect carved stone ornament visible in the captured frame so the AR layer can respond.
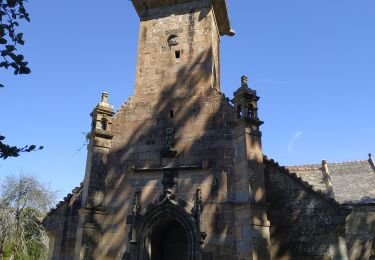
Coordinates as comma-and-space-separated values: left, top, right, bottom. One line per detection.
132, 189, 142, 215
161, 170, 178, 199
241, 75, 248, 87
194, 188, 202, 217
130, 189, 142, 245
248, 168, 256, 181
165, 127, 175, 149
161, 127, 177, 158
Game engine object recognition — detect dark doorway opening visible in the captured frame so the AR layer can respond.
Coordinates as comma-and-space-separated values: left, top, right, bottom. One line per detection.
150, 218, 189, 260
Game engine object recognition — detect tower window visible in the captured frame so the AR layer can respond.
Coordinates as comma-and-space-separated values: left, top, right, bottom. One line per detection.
100, 118, 108, 131
175, 50, 181, 59
245, 105, 253, 118
237, 105, 242, 119
170, 110, 174, 118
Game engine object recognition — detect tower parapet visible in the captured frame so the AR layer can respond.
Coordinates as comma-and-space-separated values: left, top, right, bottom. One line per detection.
131, 0, 234, 36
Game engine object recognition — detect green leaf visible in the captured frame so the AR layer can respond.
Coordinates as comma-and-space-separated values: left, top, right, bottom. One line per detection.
7, 0, 17, 8
16, 33, 23, 41
19, 66, 30, 74
10, 62, 18, 69
6, 45, 16, 52
0, 38, 7, 44
15, 54, 24, 62
0, 62, 9, 68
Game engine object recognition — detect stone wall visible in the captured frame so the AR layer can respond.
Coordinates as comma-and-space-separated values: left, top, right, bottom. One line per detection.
264, 160, 349, 259
133, 0, 220, 102
43, 187, 82, 260
93, 87, 236, 258
346, 205, 375, 259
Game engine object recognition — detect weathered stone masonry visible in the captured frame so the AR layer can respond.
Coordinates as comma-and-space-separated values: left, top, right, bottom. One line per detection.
43, 1, 375, 259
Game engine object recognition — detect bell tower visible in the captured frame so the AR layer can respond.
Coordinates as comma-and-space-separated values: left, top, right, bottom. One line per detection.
232, 76, 271, 260
131, 0, 235, 102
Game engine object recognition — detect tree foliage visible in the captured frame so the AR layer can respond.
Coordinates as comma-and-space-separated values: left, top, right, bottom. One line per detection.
0, 0, 31, 83
0, 0, 43, 160
0, 173, 56, 259
0, 135, 44, 159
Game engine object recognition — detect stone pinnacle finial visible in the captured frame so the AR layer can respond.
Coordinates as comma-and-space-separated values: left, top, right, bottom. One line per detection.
368, 153, 375, 173
98, 91, 112, 109
241, 75, 248, 88
321, 159, 335, 199
101, 92, 109, 103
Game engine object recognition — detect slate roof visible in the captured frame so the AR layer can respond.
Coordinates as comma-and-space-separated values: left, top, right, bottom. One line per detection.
287, 156, 375, 205
264, 156, 340, 207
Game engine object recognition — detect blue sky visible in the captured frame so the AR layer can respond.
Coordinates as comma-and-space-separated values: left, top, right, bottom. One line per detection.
1, 0, 374, 199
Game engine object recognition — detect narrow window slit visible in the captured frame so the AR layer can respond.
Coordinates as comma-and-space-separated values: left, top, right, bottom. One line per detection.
175, 50, 181, 59
170, 110, 174, 118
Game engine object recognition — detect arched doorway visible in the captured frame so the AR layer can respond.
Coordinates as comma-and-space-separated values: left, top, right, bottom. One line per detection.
135, 199, 200, 260
149, 217, 189, 260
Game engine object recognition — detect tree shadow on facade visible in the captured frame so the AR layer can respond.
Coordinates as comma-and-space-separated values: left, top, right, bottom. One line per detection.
87, 46, 236, 258
264, 159, 375, 260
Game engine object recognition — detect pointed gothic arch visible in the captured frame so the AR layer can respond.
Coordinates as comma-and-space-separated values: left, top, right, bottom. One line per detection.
134, 198, 201, 260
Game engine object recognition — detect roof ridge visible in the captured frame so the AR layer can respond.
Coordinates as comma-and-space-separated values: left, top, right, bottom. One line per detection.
327, 160, 368, 165
287, 165, 321, 171
287, 159, 368, 168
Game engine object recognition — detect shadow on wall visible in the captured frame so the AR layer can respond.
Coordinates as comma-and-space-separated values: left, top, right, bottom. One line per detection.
345, 205, 375, 259
83, 45, 236, 258
264, 161, 375, 260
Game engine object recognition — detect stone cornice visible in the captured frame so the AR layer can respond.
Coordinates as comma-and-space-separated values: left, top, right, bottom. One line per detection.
131, 0, 232, 36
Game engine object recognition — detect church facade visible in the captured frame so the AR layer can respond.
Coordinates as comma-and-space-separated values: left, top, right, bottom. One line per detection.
43, 0, 375, 259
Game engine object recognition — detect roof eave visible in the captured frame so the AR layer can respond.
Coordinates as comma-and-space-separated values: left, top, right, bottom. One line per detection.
212, 0, 232, 36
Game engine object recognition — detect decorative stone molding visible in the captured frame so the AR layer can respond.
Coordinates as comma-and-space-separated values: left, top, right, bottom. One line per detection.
130, 196, 201, 260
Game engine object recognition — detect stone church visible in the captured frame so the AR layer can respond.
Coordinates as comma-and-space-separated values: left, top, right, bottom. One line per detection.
43, 0, 375, 259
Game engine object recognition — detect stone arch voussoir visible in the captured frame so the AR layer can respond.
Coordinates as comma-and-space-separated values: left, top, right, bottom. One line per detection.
135, 198, 200, 260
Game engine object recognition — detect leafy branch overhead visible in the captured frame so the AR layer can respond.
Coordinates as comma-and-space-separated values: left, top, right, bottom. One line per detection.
0, 135, 43, 159
0, 0, 31, 81
0, 1, 42, 159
